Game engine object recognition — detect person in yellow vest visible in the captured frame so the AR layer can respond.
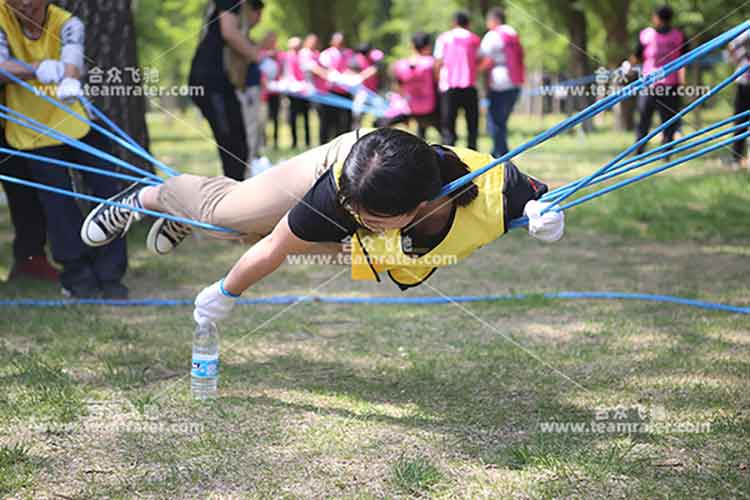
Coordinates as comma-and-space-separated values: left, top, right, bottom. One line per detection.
81, 128, 563, 321
0, 0, 128, 298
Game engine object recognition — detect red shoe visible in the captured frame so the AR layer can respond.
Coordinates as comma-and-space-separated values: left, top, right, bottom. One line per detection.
9, 255, 60, 282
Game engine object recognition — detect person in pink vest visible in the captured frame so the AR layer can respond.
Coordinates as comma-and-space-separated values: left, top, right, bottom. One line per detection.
259, 31, 281, 150
376, 32, 438, 139
480, 7, 524, 158
299, 33, 328, 145
352, 43, 383, 92
319, 32, 353, 142
281, 36, 311, 149
434, 11, 482, 150
631, 5, 686, 154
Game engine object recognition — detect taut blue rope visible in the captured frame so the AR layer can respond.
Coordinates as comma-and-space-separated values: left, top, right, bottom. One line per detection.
546, 63, 750, 210
0, 292, 747, 315
0, 63, 178, 178
437, 21, 750, 199
0, 104, 163, 183
0, 173, 236, 233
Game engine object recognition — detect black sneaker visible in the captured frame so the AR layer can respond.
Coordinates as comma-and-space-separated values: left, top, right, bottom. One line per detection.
101, 281, 129, 300
146, 218, 193, 255
81, 183, 145, 247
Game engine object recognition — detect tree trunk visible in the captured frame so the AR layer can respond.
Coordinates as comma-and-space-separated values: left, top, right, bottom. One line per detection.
52, 0, 151, 171
564, 1, 594, 133
599, 0, 634, 131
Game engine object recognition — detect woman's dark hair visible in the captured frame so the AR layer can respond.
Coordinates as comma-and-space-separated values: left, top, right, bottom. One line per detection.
338, 129, 478, 217
412, 32, 432, 51
655, 5, 674, 24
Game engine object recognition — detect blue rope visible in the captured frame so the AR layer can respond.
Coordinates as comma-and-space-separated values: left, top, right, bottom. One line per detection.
0, 104, 163, 183
0, 291, 746, 314
547, 110, 750, 198
507, 126, 750, 229
557, 128, 750, 212
437, 21, 750, 199
548, 119, 750, 201
0, 63, 179, 178
0, 173, 236, 233
545, 63, 750, 211
522, 73, 599, 97
0, 147, 160, 186
288, 88, 388, 117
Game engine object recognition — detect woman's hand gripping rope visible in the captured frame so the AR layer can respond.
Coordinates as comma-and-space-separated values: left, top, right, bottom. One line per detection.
524, 200, 565, 242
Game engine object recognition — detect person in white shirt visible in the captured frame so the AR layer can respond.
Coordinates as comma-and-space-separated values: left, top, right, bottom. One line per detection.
479, 7, 525, 158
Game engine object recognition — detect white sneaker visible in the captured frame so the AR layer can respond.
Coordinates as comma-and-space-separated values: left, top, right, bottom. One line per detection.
146, 217, 193, 255
81, 182, 144, 247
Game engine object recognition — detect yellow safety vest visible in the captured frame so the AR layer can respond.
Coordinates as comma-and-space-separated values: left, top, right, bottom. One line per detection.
0, 2, 90, 150
333, 146, 505, 288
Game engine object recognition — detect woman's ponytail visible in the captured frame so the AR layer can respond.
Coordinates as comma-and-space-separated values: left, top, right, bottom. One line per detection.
432, 145, 479, 206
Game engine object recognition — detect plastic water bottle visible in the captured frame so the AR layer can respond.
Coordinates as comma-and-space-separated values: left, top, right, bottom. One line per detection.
191, 322, 219, 399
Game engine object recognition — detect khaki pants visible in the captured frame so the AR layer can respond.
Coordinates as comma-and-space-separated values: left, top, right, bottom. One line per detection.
236, 87, 263, 163
157, 130, 363, 244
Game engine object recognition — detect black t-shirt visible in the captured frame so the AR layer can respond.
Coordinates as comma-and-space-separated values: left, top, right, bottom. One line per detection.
189, 0, 242, 89
288, 168, 359, 243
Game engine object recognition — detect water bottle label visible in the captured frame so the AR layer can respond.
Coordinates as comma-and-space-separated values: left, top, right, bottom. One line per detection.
191, 354, 219, 379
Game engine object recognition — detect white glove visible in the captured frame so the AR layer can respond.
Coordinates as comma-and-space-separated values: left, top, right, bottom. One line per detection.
35, 60, 65, 84
619, 60, 632, 75
56, 77, 83, 101
193, 280, 238, 326
524, 200, 565, 242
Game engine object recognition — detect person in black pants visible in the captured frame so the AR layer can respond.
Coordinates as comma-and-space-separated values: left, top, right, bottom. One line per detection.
630, 6, 686, 154
434, 12, 482, 150
0, 142, 59, 282
188, 0, 264, 180
27, 130, 129, 298
288, 96, 310, 148
0, 0, 127, 297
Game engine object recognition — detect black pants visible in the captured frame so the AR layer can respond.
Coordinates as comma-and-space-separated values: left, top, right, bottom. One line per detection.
636, 86, 682, 154
734, 84, 750, 160
0, 144, 47, 260
440, 86, 479, 150
375, 113, 439, 139
318, 91, 352, 145
267, 93, 280, 149
288, 96, 311, 148
191, 87, 248, 180
29, 131, 128, 290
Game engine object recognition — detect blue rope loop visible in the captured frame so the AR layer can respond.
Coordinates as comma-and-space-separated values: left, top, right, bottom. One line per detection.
0, 292, 747, 315
437, 20, 750, 200
0, 60, 178, 178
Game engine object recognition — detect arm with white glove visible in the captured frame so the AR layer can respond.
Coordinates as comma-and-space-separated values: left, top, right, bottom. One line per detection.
56, 77, 83, 102
523, 200, 565, 242
193, 214, 313, 325
35, 59, 66, 84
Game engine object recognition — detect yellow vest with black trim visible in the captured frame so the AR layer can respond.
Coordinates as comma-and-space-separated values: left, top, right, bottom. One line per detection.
0, 3, 89, 150
333, 146, 505, 288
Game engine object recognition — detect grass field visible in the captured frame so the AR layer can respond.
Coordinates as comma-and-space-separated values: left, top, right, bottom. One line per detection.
1, 106, 750, 499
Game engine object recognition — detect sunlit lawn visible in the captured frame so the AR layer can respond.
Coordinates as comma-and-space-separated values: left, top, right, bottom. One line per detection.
1, 103, 749, 498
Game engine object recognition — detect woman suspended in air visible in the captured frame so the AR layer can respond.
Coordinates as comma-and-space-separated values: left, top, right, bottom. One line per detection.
80, 128, 564, 325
